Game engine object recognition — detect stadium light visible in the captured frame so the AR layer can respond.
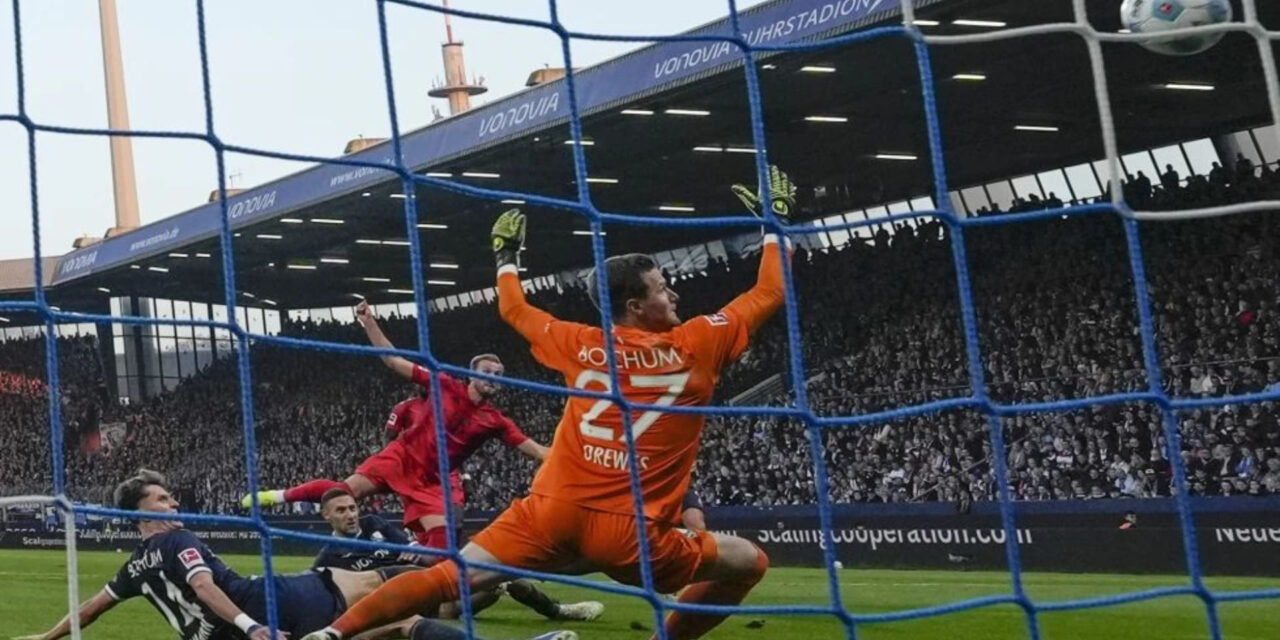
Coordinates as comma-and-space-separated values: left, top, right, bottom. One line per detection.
621, 108, 654, 115
664, 108, 710, 116
386, 288, 416, 294
242, 292, 256, 298
195, 252, 211, 258
280, 218, 304, 224
659, 205, 696, 212
350, 293, 366, 300
356, 239, 382, 245
427, 279, 456, 286
417, 223, 449, 229
148, 266, 169, 273
761, 64, 777, 69
563, 139, 595, 146
587, 177, 619, 184
389, 194, 408, 199
952, 73, 987, 81
911, 19, 940, 26
309, 218, 344, 224
287, 264, 318, 270
725, 147, 758, 154
462, 171, 501, 179
1163, 82, 1215, 91
0, 317, 8, 323
1015, 125, 1060, 132
424, 172, 453, 178
875, 153, 918, 161
693, 146, 724, 153
256, 234, 283, 240
261, 299, 277, 306
130, 265, 140, 270
382, 240, 411, 246
97, 287, 111, 294
361, 192, 372, 197
362, 277, 391, 283
168, 252, 189, 258
805, 116, 848, 123
320, 257, 349, 264
799, 65, 836, 73
500, 199, 525, 204
430, 263, 460, 269
572, 230, 607, 236
953, 19, 1006, 27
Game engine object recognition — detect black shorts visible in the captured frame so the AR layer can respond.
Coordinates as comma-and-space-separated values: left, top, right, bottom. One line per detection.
240, 569, 345, 636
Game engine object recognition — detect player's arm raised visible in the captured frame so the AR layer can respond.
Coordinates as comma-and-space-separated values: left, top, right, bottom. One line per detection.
189, 572, 285, 640
13, 588, 117, 640
355, 300, 419, 381
491, 209, 559, 340
723, 165, 796, 333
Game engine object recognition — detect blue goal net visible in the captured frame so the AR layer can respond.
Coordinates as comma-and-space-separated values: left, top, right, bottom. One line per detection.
6, 1, 1280, 639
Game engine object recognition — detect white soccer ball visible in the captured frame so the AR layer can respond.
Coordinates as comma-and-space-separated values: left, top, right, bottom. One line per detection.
1121, 0, 1233, 56
832, 560, 844, 570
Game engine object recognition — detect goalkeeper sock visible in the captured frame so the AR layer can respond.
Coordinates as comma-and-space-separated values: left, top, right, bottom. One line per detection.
657, 546, 769, 640
504, 579, 562, 619
283, 479, 349, 503
331, 561, 461, 637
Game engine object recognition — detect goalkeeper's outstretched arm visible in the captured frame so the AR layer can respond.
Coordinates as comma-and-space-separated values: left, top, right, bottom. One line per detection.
491, 209, 561, 342
15, 588, 117, 640
723, 165, 796, 333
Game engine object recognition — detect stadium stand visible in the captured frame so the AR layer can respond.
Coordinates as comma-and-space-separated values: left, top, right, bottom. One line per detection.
3, 168, 1277, 516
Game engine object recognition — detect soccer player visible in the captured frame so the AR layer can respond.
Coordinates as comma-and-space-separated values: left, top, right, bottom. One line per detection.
243, 301, 549, 550
15, 469, 575, 640
314, 488, 605, 622
302, 165, 795, 640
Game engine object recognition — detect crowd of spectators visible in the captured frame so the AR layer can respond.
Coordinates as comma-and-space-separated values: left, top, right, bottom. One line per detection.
1, 163, 1277, 517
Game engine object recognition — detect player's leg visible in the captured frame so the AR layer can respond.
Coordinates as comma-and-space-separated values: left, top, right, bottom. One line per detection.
503, 578, 604, 621
655, 532, 768, 640
303, 496, 574, 640
414, 513, 451, 550
436, 589, 502, 619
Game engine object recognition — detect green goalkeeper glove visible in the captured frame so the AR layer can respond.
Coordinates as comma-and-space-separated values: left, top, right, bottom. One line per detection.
491, 208, 526, 269
731, 164, 796, 223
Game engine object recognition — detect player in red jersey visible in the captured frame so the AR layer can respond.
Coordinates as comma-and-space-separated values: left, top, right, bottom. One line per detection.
243, 301, 549, 550
303, 166, 795, 640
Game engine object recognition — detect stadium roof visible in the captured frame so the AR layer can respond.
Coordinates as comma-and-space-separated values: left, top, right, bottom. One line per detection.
9, 0, 1279, 311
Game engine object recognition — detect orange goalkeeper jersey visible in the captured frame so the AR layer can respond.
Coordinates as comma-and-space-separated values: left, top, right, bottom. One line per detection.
497, 238, 788, 523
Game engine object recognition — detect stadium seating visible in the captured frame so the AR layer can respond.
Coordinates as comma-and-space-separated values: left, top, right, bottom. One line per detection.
1, 168, 1278, 515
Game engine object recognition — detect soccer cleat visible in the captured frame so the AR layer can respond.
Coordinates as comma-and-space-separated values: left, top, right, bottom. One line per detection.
528, 632, 578, 640
239, 490, 284, 510
555, 600, 605, 621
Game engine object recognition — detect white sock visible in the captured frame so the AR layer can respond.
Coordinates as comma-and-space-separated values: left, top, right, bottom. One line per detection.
268, 490, 285, 502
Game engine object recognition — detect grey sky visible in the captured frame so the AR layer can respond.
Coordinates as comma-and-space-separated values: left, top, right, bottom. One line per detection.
0, 0, 768, 260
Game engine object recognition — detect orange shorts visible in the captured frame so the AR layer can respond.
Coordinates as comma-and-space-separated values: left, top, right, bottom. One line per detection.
471, 493, 718, 594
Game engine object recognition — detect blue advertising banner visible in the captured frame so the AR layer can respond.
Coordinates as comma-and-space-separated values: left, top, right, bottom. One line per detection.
52, 0, 908, 285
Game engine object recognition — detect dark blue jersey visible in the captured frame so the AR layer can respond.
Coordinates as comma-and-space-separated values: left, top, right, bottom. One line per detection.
312, 515, 413, 572
105, 529, 253, 640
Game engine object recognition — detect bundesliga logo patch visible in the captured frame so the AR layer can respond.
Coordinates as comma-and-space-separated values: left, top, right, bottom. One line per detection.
178, 548, 204, 569
704, 312, 729, 326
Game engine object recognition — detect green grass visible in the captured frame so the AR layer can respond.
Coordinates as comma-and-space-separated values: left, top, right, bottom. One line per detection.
3, 549, 1277, 639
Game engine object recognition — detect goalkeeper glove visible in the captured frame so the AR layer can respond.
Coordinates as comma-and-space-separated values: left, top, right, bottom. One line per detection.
491, 208, 526, 269
731, 164, 796, 223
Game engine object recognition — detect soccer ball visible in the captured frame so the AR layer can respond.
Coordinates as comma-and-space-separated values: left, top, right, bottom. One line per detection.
1121, 0, 1233, 56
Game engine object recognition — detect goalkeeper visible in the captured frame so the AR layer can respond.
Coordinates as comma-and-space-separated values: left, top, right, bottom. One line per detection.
302, 166, 794, 640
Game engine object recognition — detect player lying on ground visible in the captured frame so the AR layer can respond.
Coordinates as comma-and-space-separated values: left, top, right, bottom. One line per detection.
244, 300, 549, 550
15, 469, 576, 640
315, 488, 604, 622
300, 165, 795, 640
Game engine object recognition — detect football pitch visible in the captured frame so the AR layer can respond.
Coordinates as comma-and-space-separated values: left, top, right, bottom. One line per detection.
3, 550, 1278, 640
